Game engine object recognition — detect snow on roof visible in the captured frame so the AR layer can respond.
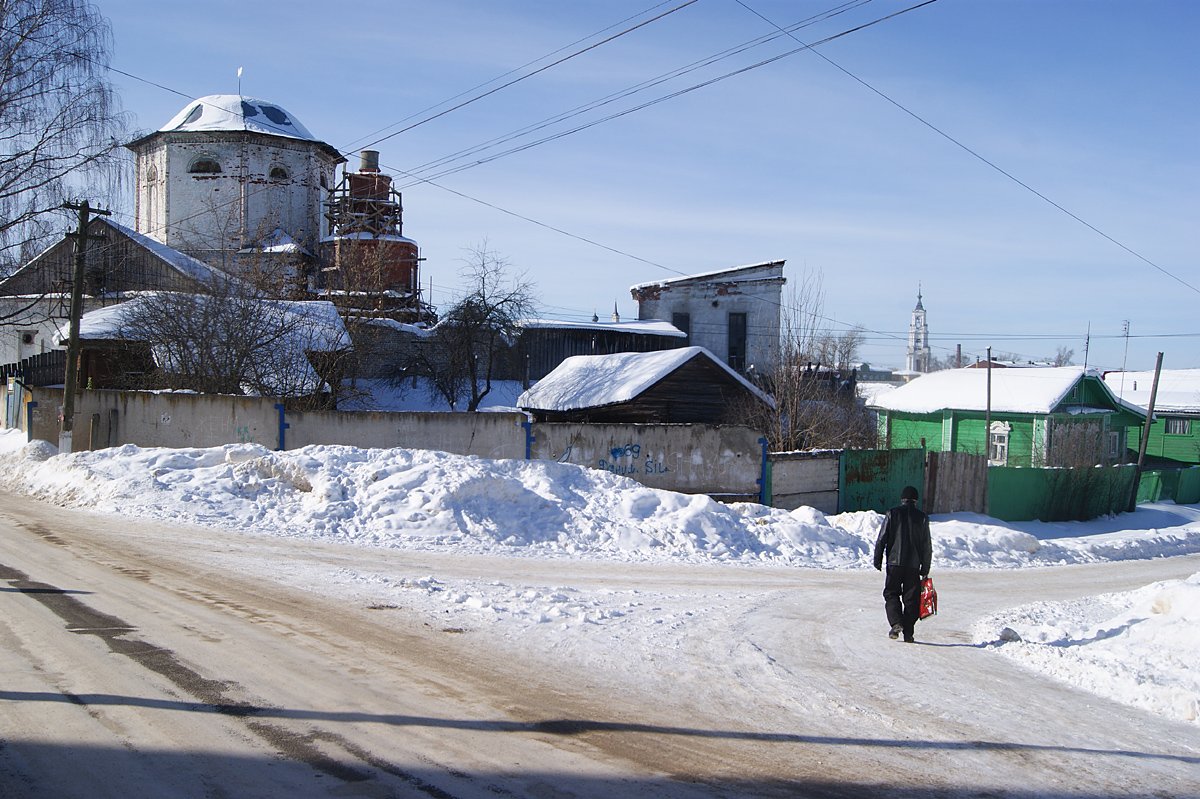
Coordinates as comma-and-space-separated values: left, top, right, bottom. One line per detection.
1104, 369, 1200, 414
518, 346, 773, 411
61, 295, 350, 351
159, 94, 319, 141
320, 232, 419, 245
102, 218, 232, 284
870, 366, 1144, 416
629, 260, 785, 292
243, 228, 312, 256
519, 318, 686, 337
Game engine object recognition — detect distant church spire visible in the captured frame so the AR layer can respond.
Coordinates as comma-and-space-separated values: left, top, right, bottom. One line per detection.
906, 286, 931, 373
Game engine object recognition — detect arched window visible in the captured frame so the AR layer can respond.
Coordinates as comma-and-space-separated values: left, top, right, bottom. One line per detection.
270, 166, 289, 181
146, 165, 158, 183
188, 156, 222, 174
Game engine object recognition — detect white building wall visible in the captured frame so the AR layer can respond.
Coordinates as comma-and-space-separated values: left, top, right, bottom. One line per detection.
633, 263, 784, 373
137, 134, 337, 269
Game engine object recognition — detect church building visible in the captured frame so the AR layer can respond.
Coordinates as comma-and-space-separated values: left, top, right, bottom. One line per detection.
126, 95, 345, 275
905, 288, 931, 375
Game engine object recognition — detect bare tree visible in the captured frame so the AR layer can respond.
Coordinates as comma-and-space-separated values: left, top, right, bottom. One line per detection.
740, 270, 875, 451
407, 243, 535, 411
0, 0, 127, 276
1053, 346, 1075, 367
117, 278, 349, 408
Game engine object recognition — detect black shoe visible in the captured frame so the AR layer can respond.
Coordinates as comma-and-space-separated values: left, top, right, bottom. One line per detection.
889, 624, 902, 640
904, 634, 915, 643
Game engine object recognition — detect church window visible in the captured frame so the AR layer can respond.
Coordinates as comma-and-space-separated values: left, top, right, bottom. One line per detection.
188, 156, 222, 174
146, 165, 158, 183
270, 166, 289, 181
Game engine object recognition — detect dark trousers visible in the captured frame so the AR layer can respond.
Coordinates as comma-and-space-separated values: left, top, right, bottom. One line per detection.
883, 565, 922, 636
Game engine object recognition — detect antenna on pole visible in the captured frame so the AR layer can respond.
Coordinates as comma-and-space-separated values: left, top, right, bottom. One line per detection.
237, 66, 243, 96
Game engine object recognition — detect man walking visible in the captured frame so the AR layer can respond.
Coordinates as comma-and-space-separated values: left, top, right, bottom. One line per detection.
873, 485, 932, 643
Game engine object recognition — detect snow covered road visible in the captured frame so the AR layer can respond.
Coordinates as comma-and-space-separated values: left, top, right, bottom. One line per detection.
1, 492, 1197, 798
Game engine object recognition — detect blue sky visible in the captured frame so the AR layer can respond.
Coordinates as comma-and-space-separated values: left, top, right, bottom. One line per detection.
98, 0, 1198, 373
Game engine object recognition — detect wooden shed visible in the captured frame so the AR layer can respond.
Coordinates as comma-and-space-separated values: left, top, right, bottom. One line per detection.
518, 346, 774, 424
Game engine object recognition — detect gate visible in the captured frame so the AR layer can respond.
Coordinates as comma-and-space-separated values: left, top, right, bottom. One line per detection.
839, 449, 925, 513
925, 451, 988, 514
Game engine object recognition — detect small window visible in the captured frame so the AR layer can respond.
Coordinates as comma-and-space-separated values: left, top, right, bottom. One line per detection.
1165, 418, 1192, 435
988, 421, 1010, 466
672, 312, 691, 341
269, 166, 289, 181
146, 165, 158, 183
1107, 432, 1121, 461
189, 157, 222, 174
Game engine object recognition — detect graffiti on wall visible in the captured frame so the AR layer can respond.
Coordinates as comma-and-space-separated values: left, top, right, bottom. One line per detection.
596, 442, 672, 477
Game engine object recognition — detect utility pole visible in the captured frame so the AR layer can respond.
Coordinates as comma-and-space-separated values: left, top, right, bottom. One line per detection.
60, 200, 110, 453
1129, 352, 1164, 512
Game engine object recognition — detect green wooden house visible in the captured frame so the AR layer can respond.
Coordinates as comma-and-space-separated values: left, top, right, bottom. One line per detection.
868, 367, 1147, 467
1103, 369, 1200, 465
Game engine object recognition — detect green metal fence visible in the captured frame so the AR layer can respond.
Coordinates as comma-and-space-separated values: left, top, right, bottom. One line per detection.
838, 449, 925, 513
987, 465, 1137, 522
1136, 466, 1200, 505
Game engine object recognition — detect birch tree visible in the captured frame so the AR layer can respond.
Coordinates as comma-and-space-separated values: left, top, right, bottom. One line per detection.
0, 0, 127, 279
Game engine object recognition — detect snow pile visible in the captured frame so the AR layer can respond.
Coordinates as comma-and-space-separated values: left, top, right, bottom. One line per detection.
2, 431, 1200, 570
974, 573, 1200, 724
0, 438, 874, 566
2, 427, 1199, 724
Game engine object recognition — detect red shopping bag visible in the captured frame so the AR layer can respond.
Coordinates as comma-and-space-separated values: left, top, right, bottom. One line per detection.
919, 577, 937, 620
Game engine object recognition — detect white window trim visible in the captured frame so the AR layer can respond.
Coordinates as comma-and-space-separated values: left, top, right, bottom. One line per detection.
988, 420, 1011, 466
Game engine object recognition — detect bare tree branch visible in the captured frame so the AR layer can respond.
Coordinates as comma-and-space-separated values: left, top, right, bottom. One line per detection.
0, 0, 128, 277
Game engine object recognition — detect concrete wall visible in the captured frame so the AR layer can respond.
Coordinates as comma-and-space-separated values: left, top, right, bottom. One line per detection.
11, 388, 768, 499
769, 451, 839, 513
23, 387, 526, 459
284, 408, 526, 460
531, 423, 765, 498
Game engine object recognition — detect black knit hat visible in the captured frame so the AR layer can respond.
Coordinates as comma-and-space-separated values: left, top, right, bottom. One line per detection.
901, 485, 919, 501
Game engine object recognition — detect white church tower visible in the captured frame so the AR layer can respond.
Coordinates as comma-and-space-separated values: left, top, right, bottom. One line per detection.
126, 95, 344, 272
906, 287, 931, 374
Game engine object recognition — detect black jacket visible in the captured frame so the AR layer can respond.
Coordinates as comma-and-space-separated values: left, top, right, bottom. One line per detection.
873, 500, 932, 574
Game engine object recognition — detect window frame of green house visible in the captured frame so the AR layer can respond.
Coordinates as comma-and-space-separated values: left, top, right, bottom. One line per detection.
1165, 417, 1191, 435
988, 420, 1011, 466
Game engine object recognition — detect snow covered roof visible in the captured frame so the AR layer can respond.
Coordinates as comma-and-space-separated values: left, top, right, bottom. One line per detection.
629, 260, 785, 292
869, 366, 1145, 417
0, 217, 233, 293
1103, 369, 1200, 414
61, 295, 350, 352
519, 318, 687, 337
160, 95, 318, 141
518, 346, 773, 411
320, 232, 418, 246
103, 218, 233, 284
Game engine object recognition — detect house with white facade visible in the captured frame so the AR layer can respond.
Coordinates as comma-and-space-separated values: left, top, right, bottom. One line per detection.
629, 261, 785, 374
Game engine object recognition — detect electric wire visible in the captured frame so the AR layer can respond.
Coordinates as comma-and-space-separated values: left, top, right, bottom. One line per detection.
732, 0, 1200, 298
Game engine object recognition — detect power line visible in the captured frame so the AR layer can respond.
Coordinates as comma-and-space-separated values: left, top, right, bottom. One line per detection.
732, 0, 1200, 298
340, 0, 693, 152
395, 1, 941, 188
356, 0, 702, 153
396, 0, 877, 180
